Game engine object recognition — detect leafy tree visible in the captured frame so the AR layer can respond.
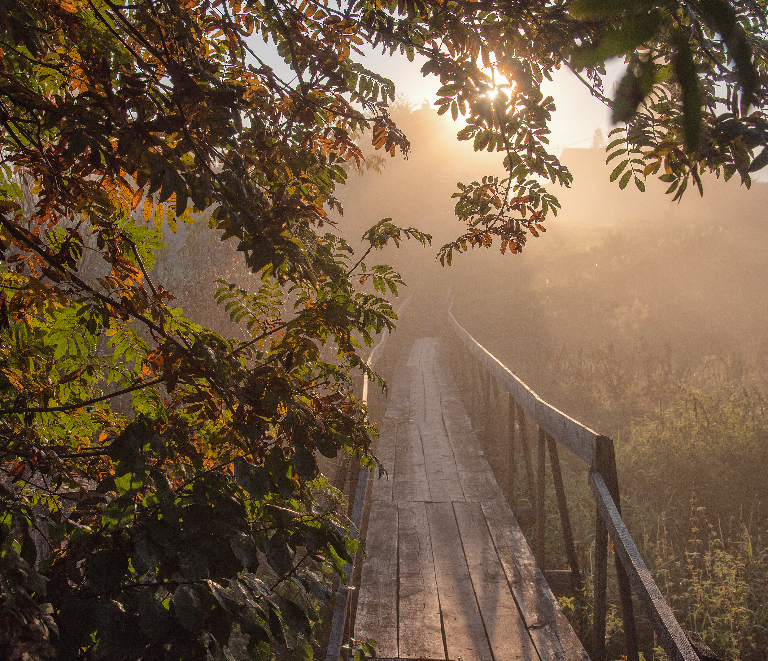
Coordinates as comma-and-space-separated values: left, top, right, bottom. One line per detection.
0, 0, 765, 659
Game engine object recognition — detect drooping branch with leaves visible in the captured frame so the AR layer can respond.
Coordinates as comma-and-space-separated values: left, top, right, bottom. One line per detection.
0, 0, 766, 658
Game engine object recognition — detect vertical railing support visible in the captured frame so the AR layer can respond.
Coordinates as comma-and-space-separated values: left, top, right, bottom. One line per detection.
592, 480, 609, 659
517, 403, 536, 512
546, 433, 582, 591
595, 436, 640, 661
537, 427, 546, 569
448, 306, 701, 661
507, 394, 517, 498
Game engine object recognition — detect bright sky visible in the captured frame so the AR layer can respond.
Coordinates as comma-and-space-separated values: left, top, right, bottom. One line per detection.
250, 38, 767, 179
251, 35, 625, 153
359, 45, 626, 153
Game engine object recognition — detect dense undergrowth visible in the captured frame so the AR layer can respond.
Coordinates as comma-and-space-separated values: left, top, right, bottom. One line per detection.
457, 335, 768, 660
545, 345, 768, 660
447, 176, 768, 660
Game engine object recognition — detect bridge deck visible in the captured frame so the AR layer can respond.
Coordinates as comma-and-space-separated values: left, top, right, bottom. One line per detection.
354, 337, 590, 661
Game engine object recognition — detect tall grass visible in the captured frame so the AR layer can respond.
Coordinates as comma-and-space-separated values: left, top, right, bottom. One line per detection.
539, 344, 768, 660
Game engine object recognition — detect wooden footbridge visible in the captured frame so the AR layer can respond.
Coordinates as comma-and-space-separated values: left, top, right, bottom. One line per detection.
325, 301, 705, 661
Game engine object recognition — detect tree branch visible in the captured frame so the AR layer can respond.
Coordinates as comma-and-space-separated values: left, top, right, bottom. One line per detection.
0, 376, 164, 415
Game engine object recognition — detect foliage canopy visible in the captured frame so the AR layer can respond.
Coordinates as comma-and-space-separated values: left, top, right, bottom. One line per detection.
0, 0, 766, 658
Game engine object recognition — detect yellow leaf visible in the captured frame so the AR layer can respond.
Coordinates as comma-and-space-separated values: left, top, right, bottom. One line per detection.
132, 187, 144, 211
5, 369, 23, 390
154, 204, 164, 231
143, 197, 153, 224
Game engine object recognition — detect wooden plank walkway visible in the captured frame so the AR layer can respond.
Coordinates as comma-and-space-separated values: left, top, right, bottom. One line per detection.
355, 337, 590, 661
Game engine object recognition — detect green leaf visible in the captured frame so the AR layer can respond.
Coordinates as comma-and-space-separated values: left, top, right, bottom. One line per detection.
573, 10, 663, 69
230, 533, 258, 569
137, 589, 173, 641
696, 0, 758, 109
671, 29, 702, 151
570, 0, 634, 19
619, 169, 632, 190
749, 146, 768, 173
282, 600, 311, 637
610, 160, 629, 181
233, 456, 271, 500
291, 444, 318, 481
612, 56, 657, 124
173, 585, 205, 632
102, 495, 135, 530
114, 471, 147, 494
264, 533, 293, 575
86, 549, 129, 589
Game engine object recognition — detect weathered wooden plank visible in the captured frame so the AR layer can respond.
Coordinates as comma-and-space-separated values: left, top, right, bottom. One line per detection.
590, 471, 699, 661
371, 421, 395, 502
420, 427, 466, 502
432, 351, 505, 503
481, 499, 590, 661
453, 501, 538, 661
397, 501, 445, 660
416, 340, 466, 502
440, 403, 504, 503
426, 501, 494, 661
355, 501, 399, 658
390, 339, 432, 501
393, 418, 432, 502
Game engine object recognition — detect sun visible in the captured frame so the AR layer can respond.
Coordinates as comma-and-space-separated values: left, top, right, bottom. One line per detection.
479, 64, 516, 99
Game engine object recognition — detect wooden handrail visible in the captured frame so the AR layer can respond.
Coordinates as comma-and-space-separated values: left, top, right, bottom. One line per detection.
589, 471, 697, 661
447, 305, 699, 661
325, 294, 412, 661
448, 308, 598, 466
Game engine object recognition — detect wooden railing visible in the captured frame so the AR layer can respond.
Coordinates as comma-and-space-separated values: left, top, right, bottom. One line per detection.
448, 305, 699, 661
325, 295, 412, 661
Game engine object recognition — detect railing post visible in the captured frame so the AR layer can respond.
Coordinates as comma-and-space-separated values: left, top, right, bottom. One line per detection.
507, 394, 517, 499
592, 437, 610, 661
471, 357, 481, 419
516, 403, 537, 513
596, 436, 640, 661
546, 433, 582, 591
537, 427, 546, 569
448, 308, 701, 661
487, 371, 494, 455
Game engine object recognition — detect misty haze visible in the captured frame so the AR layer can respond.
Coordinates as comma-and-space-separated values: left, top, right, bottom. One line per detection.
339, 101, 768, 659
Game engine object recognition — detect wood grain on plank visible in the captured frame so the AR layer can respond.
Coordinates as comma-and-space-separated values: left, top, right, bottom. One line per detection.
391, 342, 432, 502
397, 501, 445, 660
481, 499, 589, 661
426, 501, 494, 661
431, 346, 505, 503
371, 421, 395, 502
415, 341, 465, 502
453, 501, 538, 661
393, 418, 432, 502
355, 501, 399, 658
372, 360, 410, 502
440, 404, 505, 503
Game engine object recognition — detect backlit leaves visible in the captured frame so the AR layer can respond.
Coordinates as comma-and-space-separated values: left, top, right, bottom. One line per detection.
1, 0, 767, 658
568, 0, 767, 198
